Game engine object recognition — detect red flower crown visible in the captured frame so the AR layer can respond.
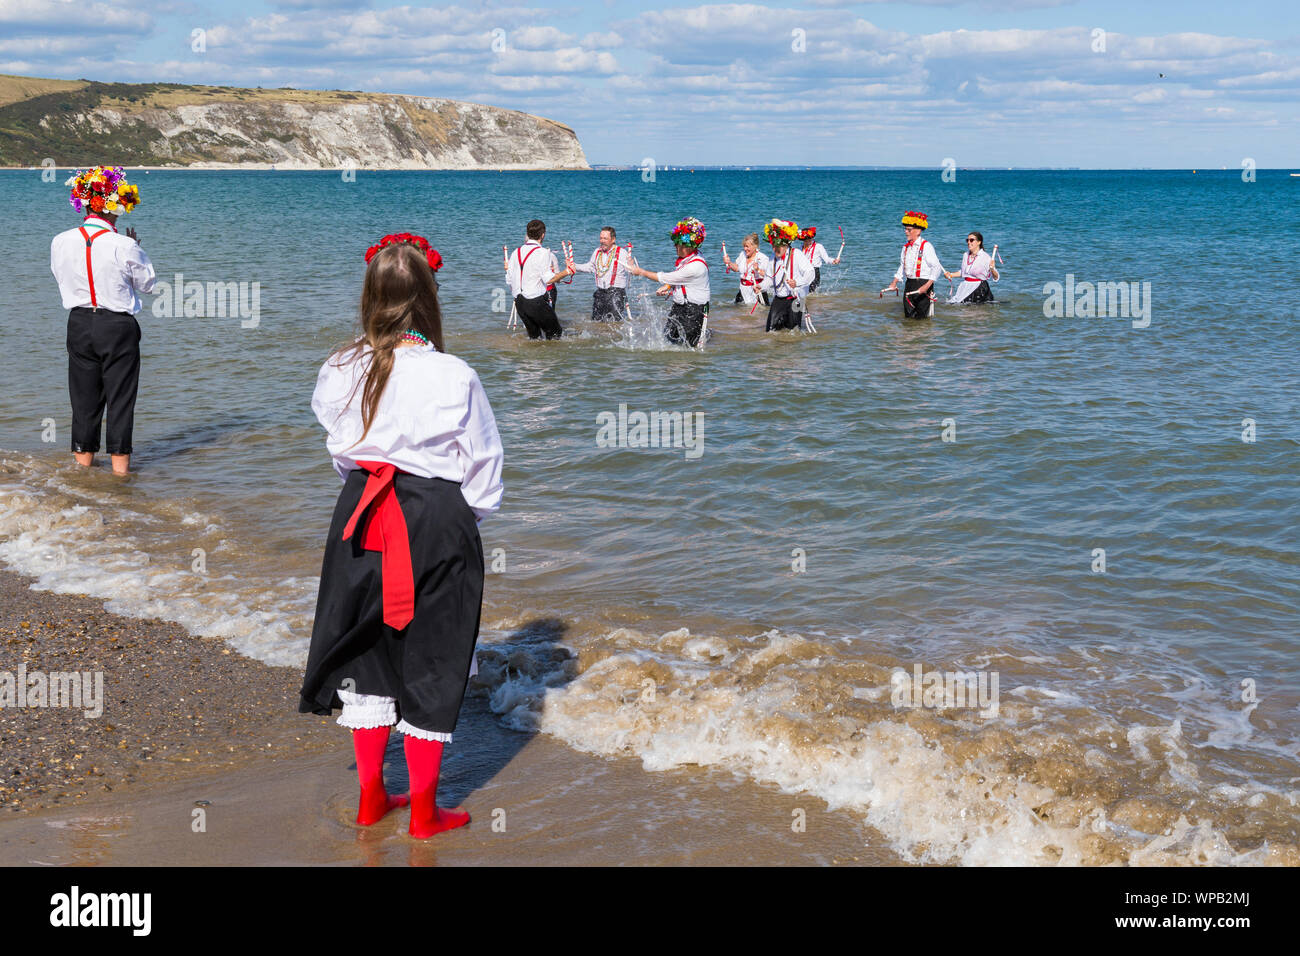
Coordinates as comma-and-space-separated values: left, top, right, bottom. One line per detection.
365, 232, 443, 271
798, 226, 817, 241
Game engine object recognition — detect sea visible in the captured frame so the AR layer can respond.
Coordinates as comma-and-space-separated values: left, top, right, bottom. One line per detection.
1, 168, 1297, 865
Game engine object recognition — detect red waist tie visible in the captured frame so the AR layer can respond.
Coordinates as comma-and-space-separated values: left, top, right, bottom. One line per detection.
964, 276, 983, 282
342, 461, 415, 631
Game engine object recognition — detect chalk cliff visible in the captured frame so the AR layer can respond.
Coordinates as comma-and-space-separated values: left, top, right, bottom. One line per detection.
0, 76, 588, 170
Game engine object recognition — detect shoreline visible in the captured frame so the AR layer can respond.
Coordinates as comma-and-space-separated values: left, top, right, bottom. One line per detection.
0, 568, 895, 865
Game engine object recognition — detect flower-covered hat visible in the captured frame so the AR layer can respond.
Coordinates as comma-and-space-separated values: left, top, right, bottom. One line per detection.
67, 166, 139, 216
798, 226, 817, 241
365, 232, 443, 271
669, 217, 706, 248
763, 219, 799, 246
901, 210, 929, 229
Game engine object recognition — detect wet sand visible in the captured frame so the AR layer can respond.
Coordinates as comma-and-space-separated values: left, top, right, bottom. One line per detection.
0, 570, 897, 865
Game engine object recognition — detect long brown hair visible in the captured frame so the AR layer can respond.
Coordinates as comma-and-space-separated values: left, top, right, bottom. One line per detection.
331, 242, 444, 443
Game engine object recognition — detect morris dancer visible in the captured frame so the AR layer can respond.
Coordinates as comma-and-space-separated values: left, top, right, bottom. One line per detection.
50, 166, 153, 475
883, 210, 944, 319
757, 218, 815, 332
569, 226, 631, 321
721, 233, 770, 308
301, 232, 504, 839
798, 227, 840, 292
626, 216, 710, 348
506, 219, 572, 339
944, 230, 998, 304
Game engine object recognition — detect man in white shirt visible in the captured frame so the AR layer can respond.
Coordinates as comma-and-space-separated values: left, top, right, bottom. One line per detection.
626, 216, 710, 348
50, 166, 155, 475
883, 210, 944, 319
757, 219, 816, 332
722, 233, 770, 308
569, 225, 631, 322
799, 227, 841, 292
506, 219, 572, 339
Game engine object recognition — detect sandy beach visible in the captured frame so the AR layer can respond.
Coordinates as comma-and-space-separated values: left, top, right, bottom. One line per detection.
0, 569, 894, 866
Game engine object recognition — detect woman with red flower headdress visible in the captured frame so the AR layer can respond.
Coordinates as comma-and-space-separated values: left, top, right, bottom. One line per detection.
299, 233, 504, 839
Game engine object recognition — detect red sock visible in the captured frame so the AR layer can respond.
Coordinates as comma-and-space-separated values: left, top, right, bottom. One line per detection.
404, 735, 470, 838
352, 726, 408, 825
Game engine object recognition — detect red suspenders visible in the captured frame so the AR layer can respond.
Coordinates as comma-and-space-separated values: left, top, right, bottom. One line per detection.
78, 225, 110, 308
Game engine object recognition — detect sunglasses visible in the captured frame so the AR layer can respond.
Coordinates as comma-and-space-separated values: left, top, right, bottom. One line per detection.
967, 238, 979, 243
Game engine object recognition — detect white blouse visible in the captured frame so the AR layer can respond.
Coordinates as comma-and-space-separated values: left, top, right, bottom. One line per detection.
960, 249, 994, 281
312, 343, 504, 521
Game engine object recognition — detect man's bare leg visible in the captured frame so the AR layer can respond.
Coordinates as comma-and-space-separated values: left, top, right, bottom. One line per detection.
74, 452, 94, 468
110, 454, 130, 475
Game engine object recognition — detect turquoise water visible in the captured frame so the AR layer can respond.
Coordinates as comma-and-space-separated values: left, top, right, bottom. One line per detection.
1, 168, 1297, 864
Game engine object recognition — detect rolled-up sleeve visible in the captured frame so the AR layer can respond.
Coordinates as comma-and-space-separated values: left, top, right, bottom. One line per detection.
456, 371, 505, 521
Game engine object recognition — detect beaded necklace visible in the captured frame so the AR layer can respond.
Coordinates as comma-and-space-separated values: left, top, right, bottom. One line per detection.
399, 329, 431, 347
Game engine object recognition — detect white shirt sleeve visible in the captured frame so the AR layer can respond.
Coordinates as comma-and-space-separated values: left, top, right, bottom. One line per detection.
456, 370, 505, 521
506, 250, 521, 297
126, 242, 156, 295
894, 247, 906, 282
655, 260, 706, 285
571, 249, 597, 275
924, 243, 944, 279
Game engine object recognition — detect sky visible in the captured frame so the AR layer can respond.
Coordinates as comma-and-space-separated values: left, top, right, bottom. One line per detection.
1, 0, 1297, 167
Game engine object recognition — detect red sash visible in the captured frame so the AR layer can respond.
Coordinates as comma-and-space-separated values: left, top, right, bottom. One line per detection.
79, 225, 111, 307
342, 461, 415, 631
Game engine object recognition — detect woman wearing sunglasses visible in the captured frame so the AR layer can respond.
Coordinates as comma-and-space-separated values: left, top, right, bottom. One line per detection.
945, 231, 998, 304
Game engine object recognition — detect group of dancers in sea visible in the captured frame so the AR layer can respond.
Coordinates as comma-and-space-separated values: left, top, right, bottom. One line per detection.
50, 166, 1002, 840
504, 210, 1001, 348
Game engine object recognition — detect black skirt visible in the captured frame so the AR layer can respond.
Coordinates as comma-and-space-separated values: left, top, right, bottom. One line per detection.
903, 278, 935, 319
965, 280, 994, 303
298, 469, 484, 735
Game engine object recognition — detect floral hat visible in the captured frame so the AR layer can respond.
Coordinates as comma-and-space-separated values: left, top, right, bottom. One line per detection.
67, 166, 139, 216
763, 219, 799, 246
901, 210, 929, 229
669, 217, 706, 248
364, 232, 443, 271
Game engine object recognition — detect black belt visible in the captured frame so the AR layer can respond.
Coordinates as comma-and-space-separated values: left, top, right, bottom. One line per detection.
70, 305, 134, 318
